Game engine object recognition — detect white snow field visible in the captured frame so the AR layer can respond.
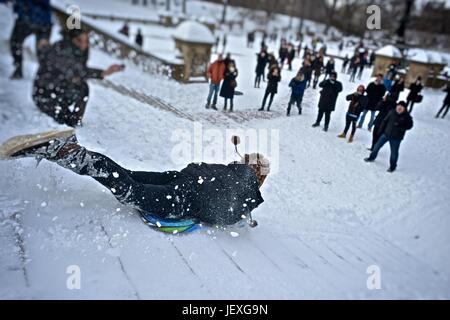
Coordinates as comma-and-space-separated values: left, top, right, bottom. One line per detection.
1, 4, 450, 299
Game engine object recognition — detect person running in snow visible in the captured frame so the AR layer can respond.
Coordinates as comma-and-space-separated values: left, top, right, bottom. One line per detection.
254, 49, 268, 88
205, 54, 225, 110
312, 71, 343, 132
220, 61, 238, 112
337, 85, 368, 143
358, 74, 386, 131
323, 58, 335, 80
406, 76, 423, 114
369, 94, 396, 151
33, 29, 124, 127
0, 132, 269, 228
435, 84, 450, 119
8, 0, 52, 79
135, 28, 143, 47
364, 101, 413, 173
287, 71, 307, 116
259, 65, 281, 112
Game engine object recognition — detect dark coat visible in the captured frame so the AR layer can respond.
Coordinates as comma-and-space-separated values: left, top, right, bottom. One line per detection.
13, 0, 52, 27
325, 61, 335, 74
407, 82, 423, 101
312, 59, 324, 76
346, 93, 368, 117
389, 80, 404, 101
255, 52, 268, 75
180, 163, 264, 225
444, 85, 450, 104
34, 39, 103, 92
135, 32, 143, 46
318, 79, 343, 111
366, 82, 387, 110
379, 110, 413, 141
265, 73, 281, 94
373, 99, 396, 127
220, 68, 238, 99
289, 77, 307, 97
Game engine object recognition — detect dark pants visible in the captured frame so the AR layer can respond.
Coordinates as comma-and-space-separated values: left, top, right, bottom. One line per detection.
224, 97, 234, 111
54, 147, 194, 219
371, 125, 382, 150
33, 82, 89, 127
406, 99, 415, 113
287, 94, 303, 115
368, 134, 402, 170
261, 90, 275, 110
313, 74, 320, 89
254, 74, 263, 88
343, 114, 358, 136
315, 109, 332, 128
10, 19, 51, 70
436, 102, 450, 118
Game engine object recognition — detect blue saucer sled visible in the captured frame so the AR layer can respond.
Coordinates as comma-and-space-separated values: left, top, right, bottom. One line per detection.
139, 211, 201, 234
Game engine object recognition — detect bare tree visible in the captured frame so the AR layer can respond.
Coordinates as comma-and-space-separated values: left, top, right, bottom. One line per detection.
221, 0, 228, 23
322, 0, 338, 35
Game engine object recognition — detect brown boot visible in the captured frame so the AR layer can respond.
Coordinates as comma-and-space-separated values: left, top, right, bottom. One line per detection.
337, 132, 346, 138
348, 134, 354, 143
55, 142, 81, 159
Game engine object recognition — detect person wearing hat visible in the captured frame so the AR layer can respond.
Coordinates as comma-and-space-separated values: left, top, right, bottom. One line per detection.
337, 84, 368, 143
312, 71, 343, 132
369, 94, 397, 151
364, 101, 413, 172
0, 132, 268, 228
33, 28, 124, 127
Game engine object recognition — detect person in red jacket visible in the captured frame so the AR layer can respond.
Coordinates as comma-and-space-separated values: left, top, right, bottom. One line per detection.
205, 54, 225, 110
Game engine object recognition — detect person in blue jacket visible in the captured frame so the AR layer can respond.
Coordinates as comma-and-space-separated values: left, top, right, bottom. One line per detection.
287, 71, 307, 116
5, 0, 53, 79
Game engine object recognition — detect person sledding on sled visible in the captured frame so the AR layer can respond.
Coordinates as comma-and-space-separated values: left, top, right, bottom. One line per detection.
0, 131, 269, 232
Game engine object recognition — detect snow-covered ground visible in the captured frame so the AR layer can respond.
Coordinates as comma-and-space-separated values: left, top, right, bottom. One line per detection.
1, 4, 450, 299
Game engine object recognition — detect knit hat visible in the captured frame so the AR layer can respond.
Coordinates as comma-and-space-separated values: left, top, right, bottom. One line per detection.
397, 101, 407, 108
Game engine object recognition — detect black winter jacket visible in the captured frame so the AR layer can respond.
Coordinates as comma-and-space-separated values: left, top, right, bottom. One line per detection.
379, 110, 413, 140
318, 79, 343, 111
346, 93, 368, 117
366, 82, 386, 110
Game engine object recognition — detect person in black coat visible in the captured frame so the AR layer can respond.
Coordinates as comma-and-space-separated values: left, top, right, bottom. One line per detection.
324, 58, 335, 80
337, 85, 368, 143
135, 28, 143, 47
254, 49, 268, 88
287, 43, 296, 71
33, 29, 123, 127
3, 132, 269, 227
435, 84, 450, 119
220, 62, 238, 112
369, 95, 397, 150
358, 74, 386, 131
312, 71, 343, 131
365, 101, 413, 172
406, 77, 423, 113
388, 76, 405, 102
312, 55, 324, 89
259, 66, 281, 111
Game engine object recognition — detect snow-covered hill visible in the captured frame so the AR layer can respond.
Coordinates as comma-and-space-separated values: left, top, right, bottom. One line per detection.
0, 4, 449, 299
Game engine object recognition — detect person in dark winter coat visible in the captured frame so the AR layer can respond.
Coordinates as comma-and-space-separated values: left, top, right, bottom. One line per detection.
254, 49, 268, 88
312, 71, 343, 131
406, 77, 423, 113
278, 43, 288, 68
365, 101, 413, 172
119, 22, 130, 37
349, 55, 359, 82
369, 95, 396, 150
358, 74, 386, 131
33, 29, 123, 127
435, 84, 450, 119
312, 55, 324, 89
287, 43, 296, 71
8, 0, 52, 79
220, 62, 238, 112
2, 132, 269, 227
135, 28, 143, 47
302, 59, 313, 88
324, 58, 335, 80
388, 76, 405, 102
337, 85, 368, 143
259, 66, 281, 111
287, 72, 307, 116
341, 55, 349, 73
